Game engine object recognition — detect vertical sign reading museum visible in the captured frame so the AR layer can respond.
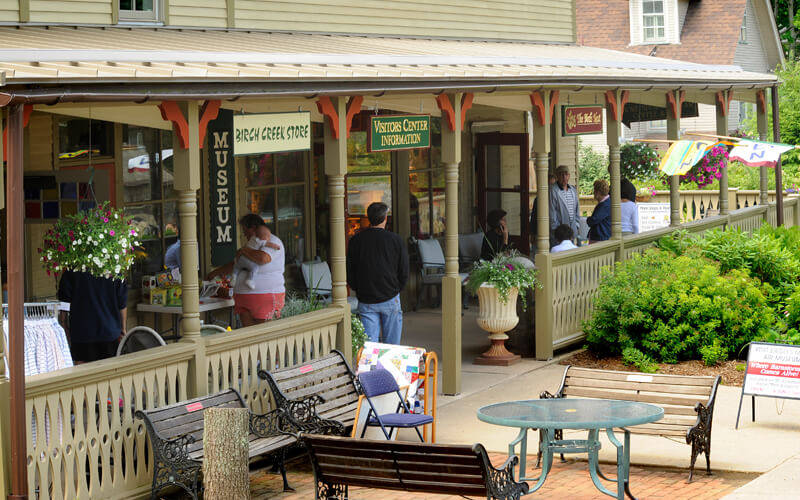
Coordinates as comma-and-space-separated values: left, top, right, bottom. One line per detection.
208, 108, 237, 266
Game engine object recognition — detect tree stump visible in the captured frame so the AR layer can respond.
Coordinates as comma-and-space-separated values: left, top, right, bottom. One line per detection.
203, 407, 251, 500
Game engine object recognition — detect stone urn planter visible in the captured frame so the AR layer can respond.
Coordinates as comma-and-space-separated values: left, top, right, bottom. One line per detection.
474, 284, 521, 366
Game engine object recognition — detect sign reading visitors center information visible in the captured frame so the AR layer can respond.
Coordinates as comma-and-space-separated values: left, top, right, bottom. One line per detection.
233, 112, 311, 156
368, 115, 431, 152
561, 105, 604, 136
736, 342, 800, 428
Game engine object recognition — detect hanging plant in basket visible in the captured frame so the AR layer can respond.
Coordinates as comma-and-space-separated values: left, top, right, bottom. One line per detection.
38, 202, 140, 280
620, 143, 662, 183
679, 144, 728, 189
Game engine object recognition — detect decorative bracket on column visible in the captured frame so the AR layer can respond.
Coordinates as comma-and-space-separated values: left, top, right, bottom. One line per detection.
2, 103, 33, 162
666, 90, 685, 119
604, 90, 629, 121
436, 93, 474, 131
160, 100, 222, 149
716, 90, 734, 117
316, 95, 363, 139
198, 100, 221, 149
756, 89, 767, 115
529, 90, 559, 126
159, 101, 190, 149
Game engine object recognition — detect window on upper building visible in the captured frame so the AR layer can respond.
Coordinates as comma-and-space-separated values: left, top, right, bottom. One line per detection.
643, 0, 666, 42
119, 0, 160, 22
740, 9, 748, 43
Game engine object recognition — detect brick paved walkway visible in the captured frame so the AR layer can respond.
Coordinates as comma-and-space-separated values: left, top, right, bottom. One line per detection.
246, 453, 757, 500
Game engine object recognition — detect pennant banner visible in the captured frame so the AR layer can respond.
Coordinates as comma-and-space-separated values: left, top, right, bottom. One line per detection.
729, 139, 794, 168
658, 140, 719, 176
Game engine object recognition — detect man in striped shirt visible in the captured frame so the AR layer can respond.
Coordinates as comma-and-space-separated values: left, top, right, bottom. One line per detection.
548, 164, 580, 248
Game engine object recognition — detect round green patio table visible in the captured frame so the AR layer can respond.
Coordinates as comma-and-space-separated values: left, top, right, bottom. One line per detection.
477, 398, 664, 500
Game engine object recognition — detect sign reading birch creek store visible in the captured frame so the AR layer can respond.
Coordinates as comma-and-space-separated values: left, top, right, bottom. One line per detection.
208, 108, 237, 266
562, 105, 604, 136
368, 115, 431, 152
233, 112, 311, 156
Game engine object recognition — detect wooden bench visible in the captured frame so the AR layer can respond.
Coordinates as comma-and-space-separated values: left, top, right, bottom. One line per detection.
542, 365, 721, 481
134, 388, 296, 500
258, 349, 359, 435
302, 434, 530, 500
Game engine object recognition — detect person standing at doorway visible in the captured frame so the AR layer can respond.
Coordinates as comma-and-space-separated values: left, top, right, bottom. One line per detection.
346, 202, 409, 344
548, 164, 580, 248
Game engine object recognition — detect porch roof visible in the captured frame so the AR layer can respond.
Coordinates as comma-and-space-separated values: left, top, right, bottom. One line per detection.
0, 25, 778, 103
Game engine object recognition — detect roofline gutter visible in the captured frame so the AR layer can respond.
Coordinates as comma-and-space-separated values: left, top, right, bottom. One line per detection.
0, 79, 780, 106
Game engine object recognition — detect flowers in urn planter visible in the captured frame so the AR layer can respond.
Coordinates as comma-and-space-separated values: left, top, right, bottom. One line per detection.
465, 251, 541, 306
38, 202, 140, 281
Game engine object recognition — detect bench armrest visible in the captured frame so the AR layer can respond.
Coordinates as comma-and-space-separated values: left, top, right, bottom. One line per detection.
156, 433, 198, 466
474, 443, 530, 498
539, 390, 563, 399
686, 401, 713, 445
251, 407, 292, 438
279, 395, 346, 437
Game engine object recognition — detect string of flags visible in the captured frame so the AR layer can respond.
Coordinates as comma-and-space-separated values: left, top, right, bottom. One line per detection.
634, 134, 799, 175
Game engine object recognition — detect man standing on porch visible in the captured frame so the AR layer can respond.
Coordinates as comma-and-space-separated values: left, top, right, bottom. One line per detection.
346, 202, 409, 344
548, 164, 580, 248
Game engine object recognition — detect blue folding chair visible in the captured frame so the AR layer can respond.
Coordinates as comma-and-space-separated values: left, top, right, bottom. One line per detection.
358, 368, 433, 442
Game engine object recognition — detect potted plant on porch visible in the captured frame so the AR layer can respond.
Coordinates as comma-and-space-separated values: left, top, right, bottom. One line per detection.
465, 251, 540, 366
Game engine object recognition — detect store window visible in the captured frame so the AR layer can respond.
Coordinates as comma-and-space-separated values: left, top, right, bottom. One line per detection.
346, 131, 392, 238
409, 118, 444, 239
642, 0, 665, 42
122, 125, 177, 285
119, 0, 160, 22
57, 116, 113, 162
244, 152, 306, 267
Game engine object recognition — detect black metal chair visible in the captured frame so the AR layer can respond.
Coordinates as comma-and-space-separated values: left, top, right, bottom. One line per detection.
357, 368, 433, 442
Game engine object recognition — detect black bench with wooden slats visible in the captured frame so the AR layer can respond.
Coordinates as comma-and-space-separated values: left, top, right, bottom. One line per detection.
302, 434, 529, 500
542, 365, 720, 481
135, 388, 295, 500
258, 349, 359, 435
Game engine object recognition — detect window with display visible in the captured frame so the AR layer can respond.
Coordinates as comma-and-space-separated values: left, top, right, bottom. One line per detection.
57, 116, 113, 162
409, 117, 443, 239
346, 131, 392, 238
122, 125, 179, 285
244, 151, 306, 267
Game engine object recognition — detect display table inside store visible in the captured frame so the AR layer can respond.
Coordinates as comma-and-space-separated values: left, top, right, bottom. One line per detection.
136, 297, 234, 340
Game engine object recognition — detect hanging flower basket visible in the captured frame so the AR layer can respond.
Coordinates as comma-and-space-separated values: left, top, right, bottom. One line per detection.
38, 202, 140, 281
679, 144, 728, 189
620, 143, 662, 183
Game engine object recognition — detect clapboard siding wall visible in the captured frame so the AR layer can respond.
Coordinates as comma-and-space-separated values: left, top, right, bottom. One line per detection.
0, 0, 18, 21
168, 0, 227, 28
27, 0, 111, 24
734, 0, 772, 73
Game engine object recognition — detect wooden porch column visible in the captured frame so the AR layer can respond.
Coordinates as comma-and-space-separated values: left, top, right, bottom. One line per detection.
6, 103, 28, 499
320, 96, 356, 360
757, 90, 770, 206
437, 93, 469, 395
0, 106, 10, 500
531, 90, 553, 360
772, 86, 784, 225
716, 91, 731, 215
606, 90, 627, 240
666, 91, 683, 226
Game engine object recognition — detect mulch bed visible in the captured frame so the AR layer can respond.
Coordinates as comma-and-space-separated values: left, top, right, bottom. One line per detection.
560, 350, 746, 386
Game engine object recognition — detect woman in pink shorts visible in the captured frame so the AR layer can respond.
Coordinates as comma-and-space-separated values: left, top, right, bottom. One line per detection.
207, 214, 285, 327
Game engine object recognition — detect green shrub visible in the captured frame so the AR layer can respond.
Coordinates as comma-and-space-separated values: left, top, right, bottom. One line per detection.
622, 347, 659, 373
583, 249, 777, 363
577, 143, 609, 196
351, 313, 368, 358
699, 340, 727, 366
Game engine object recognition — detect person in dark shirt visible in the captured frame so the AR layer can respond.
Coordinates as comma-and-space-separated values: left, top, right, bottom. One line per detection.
58, 270, 128, 363
346, 202, 409, 344
481, 208, 510, 261
587, 179, 612, 243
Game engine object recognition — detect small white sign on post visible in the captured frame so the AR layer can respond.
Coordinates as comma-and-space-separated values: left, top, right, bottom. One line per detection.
736, 342, 800, 428
638, 203, 671, 232
233, 112, 311, 156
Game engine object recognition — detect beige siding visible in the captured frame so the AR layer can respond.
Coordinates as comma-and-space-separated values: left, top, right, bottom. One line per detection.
0, 0, 19, 22
26, 112, 53, 171
228, 0, 574, 42
168, 0, 227, 28
28, 0, 111, 24
734, 0, 772, 73
26, 223, 58, 300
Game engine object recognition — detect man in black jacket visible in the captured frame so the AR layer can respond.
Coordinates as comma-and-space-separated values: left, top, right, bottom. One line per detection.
346, 202, 409, 344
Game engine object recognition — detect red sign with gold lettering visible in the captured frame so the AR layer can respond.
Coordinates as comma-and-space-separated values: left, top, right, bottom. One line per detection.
562, 105, 604, 136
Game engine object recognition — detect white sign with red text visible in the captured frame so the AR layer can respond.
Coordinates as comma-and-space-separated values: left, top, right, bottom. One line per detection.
742, 343, 800, 399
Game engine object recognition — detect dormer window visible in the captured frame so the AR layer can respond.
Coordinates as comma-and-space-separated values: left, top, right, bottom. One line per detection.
119, 0, 160, 22
643, 0, 665, 42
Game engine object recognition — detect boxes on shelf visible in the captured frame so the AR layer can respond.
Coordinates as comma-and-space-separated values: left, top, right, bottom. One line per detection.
150, 288, 168, 305
167, 286, 182, 306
